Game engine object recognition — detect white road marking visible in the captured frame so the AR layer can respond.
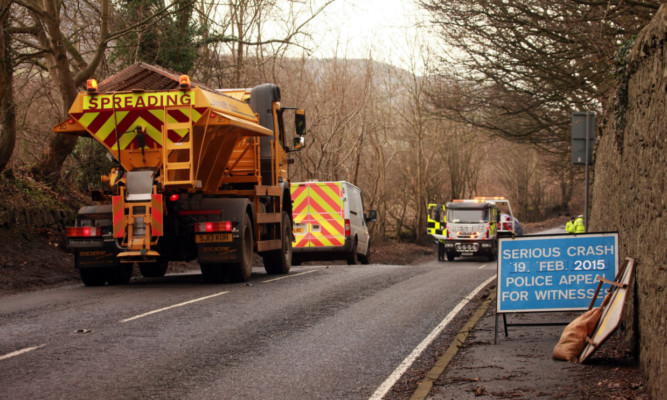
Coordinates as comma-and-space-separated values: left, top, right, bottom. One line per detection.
369, 274, 497, 400
263, 269, 319, 283
478, 264, 488, 269
120, 291, 229, 323
0, 344, 46, 361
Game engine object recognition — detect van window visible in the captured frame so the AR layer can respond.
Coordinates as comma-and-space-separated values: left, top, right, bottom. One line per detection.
348, 187, 361, 215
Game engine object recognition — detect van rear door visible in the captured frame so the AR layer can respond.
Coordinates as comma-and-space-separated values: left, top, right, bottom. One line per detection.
291, 182, 345, 248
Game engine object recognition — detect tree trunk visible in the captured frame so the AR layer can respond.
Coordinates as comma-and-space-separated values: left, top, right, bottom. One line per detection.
30, 0, 109, 185
0, 0, 15, 173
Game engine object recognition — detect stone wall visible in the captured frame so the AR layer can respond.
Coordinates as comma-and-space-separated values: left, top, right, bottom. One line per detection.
590, 5, 667, 397
0, 206, 74, 231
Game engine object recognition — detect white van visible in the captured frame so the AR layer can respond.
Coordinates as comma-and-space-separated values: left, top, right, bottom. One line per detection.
290, 181, 376, 264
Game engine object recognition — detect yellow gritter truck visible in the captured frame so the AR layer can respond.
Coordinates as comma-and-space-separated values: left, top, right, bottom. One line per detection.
56, 63, 306, 285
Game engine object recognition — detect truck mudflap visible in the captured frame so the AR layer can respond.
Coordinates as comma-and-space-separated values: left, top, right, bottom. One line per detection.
71, 237, 118, 269
194, 197, 251, 264
196, 232, 243, 263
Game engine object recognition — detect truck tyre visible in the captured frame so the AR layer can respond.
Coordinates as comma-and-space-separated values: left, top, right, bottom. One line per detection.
358, 240, 371, 265
487, 249, 497, 262
80, 268, 106, 286
228, 213, 254, 282
347, 238, 358, 265
139, 260, 169, 278
446, 251, 456, 262
263, 211, 292, 275
107, 264, 133, 285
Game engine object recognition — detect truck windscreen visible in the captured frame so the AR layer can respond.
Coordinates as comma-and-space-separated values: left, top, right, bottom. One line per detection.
448, 209, 488, 223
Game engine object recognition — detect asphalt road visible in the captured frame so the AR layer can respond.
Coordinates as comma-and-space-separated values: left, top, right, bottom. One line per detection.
0, 257, 495, 400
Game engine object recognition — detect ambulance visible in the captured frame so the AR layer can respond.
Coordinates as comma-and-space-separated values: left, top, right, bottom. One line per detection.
290, 181, 376, 265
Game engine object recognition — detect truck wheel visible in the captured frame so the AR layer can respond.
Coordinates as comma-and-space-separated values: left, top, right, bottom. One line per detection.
263, 211, 292, 275
80, 268, 106, 286
228, 213, 254, 282
487, 250, 497, 262
358, 240, 371, 265
346, 238, 358, 265
446, 252, 456, 262
139, 260, 169, 278
107, 264, 133, 285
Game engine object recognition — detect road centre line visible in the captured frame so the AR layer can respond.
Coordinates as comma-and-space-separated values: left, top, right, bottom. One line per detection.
120, 291, 229, 323
0, 344, 46, 361
369, 274, 497, 400
263, 269, 319, 283
478, 264, 488, 269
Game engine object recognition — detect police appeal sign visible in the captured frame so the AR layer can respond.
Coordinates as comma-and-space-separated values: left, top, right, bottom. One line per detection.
497, 233, 618, 312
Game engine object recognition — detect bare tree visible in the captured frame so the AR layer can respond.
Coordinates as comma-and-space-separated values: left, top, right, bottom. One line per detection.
442, 122, 483, 200
0, 0, 15, 172
194, 0, 335, 87
8, 0, 184, 184
419, 0, 658, 152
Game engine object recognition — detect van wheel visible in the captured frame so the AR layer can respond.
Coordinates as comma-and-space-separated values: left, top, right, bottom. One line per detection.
228, 213, 254, 282
263, 211, 292, 275
347, 238, 358, 265
358, 240, 371, 265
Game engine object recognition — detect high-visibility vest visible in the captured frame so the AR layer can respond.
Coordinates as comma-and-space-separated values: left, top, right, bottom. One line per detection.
427, 204, 447, 236
565, 220, 575, 234
574, 217, 586, 233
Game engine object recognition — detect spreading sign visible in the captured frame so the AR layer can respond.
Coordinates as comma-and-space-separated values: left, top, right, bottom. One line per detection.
497, 233, 618, 312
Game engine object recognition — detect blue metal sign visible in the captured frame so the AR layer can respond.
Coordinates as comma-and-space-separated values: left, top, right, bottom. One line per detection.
497, 233, 618, 312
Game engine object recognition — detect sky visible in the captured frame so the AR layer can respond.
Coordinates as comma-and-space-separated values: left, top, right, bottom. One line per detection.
304, 0, 436, 71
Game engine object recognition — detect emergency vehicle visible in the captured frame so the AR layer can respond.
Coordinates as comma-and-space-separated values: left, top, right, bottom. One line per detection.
442, 197, 516, 261
290, 181, 376, 265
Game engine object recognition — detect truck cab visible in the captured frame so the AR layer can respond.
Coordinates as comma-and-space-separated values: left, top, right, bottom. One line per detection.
443, 196, 516, 261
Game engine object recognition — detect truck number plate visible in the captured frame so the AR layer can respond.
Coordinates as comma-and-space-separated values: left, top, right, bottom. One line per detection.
195, 233, 232, 243
293, 227, 305, 234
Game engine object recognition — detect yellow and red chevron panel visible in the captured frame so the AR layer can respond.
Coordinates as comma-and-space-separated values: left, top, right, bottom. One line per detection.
150, 194, 164, 237
291, 182, 345, 248
112, 195, 126, 239
70, 91, 206, 152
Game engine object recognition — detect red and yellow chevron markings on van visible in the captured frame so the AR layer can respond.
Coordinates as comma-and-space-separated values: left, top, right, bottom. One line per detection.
291, 184, 309, 220
290, 182, 345, 248
71, 92, 206, 151
290, 184, 310, 248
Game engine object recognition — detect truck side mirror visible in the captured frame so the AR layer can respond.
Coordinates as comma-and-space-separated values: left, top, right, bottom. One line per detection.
292, 136, 305, 151
366, 210, 377, 222
295, 110, 306, 136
